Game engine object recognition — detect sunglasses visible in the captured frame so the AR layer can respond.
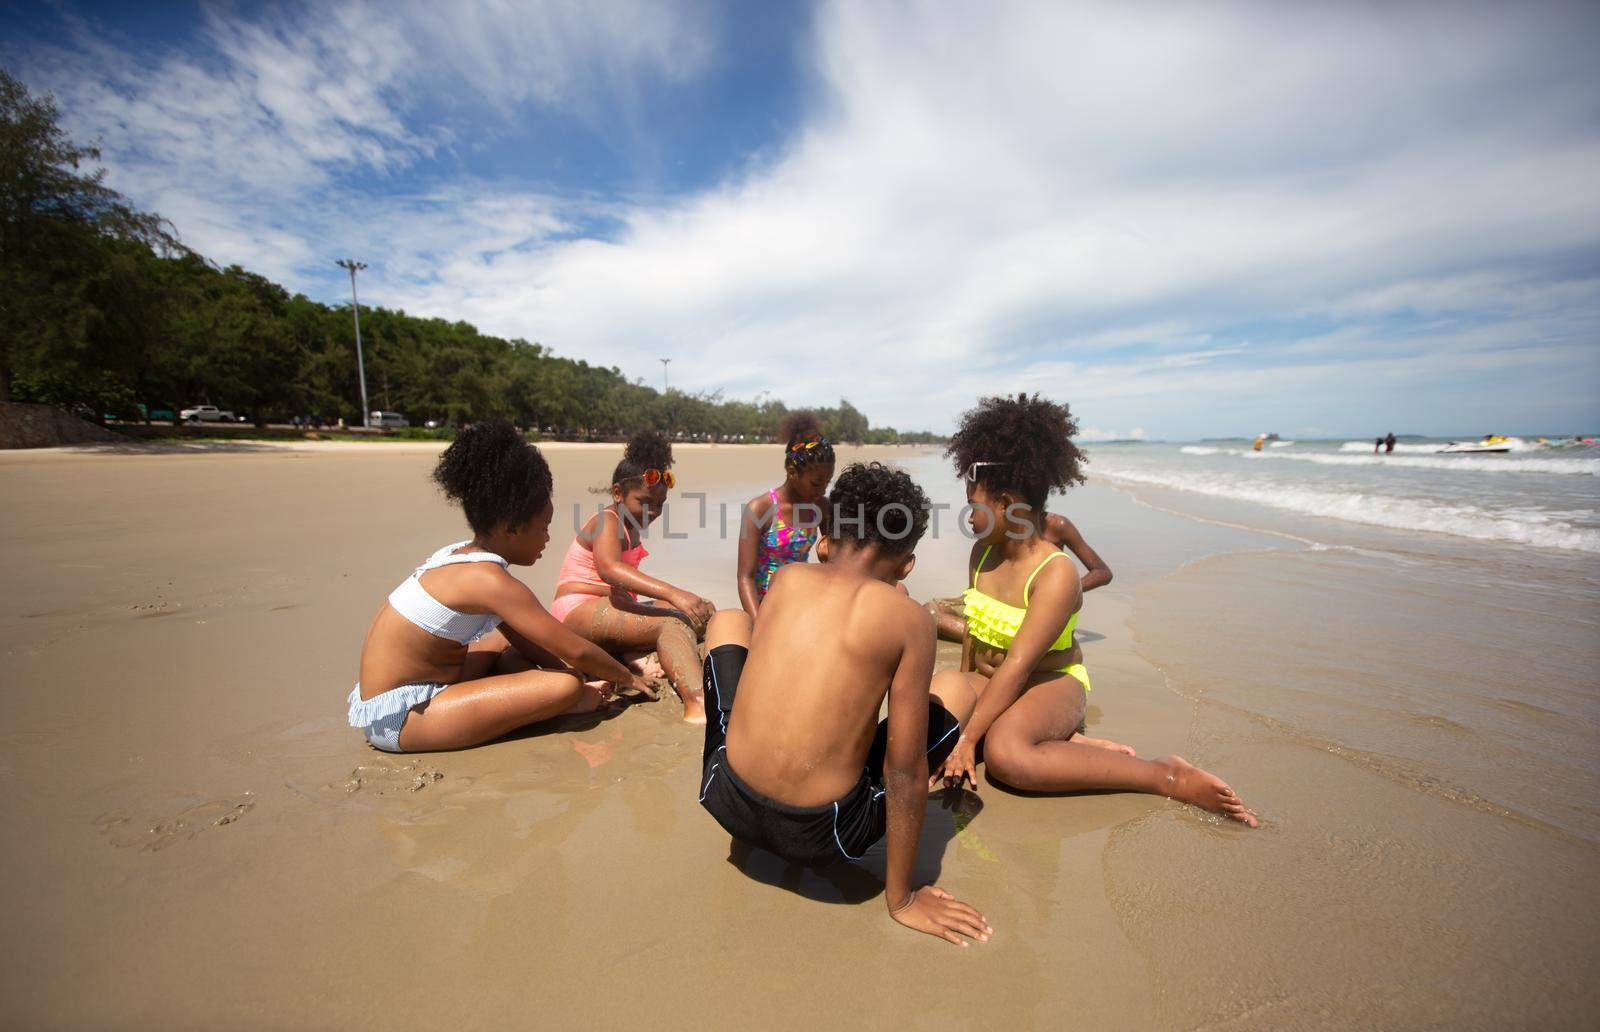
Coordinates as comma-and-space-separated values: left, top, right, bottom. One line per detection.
963, 461, 1005, 483
622, 468, 676, 489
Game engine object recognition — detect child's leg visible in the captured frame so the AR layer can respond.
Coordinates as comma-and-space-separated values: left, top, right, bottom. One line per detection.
566, 598, 706, 724
701, 610, 751, 763
397, 667, 595, 752
930, 669, 981, 727
981, 674, 1256, 825
923, 600, 968, 644
706, 608, 751, 651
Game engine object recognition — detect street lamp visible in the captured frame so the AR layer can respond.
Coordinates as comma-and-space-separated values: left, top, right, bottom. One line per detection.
660, 357, 671, 392
336, 259, 370, 429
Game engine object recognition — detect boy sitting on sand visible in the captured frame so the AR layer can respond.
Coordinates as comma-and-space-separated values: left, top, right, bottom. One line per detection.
698, 462, 992, 947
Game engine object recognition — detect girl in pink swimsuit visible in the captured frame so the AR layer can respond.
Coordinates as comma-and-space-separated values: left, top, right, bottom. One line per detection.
551, 430, 716, 723
736, 412, 836, 618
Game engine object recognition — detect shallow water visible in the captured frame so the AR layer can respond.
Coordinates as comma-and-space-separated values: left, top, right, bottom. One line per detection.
1092, 439, 1600, 553
1058, 442, 1600, 845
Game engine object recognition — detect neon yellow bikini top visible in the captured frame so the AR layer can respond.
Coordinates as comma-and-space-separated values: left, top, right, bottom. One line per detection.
962, 546, 1077, 653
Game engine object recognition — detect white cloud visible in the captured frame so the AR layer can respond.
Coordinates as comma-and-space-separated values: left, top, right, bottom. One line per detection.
12, 0, 1600, 436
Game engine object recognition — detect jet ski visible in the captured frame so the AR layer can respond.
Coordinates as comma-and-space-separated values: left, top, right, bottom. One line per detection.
1438, 435, 1521, 454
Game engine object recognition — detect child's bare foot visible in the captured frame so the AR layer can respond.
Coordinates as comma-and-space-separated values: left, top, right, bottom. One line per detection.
570, 680, 611, 712
680, 689, 707, 726
1071, 733, 1136, 756
1152, 756, 1257, 827
626, 652, 667, 681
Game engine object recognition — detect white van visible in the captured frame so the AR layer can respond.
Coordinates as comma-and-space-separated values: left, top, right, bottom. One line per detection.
370, 411, 409, 429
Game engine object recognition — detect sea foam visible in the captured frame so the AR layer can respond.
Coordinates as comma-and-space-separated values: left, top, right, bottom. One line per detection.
1184, 446, 1599, 477
1096, 466, 1600, 553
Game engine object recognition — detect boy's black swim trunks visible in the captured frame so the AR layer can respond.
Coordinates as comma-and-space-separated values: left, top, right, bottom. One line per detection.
698, 643, 960, 865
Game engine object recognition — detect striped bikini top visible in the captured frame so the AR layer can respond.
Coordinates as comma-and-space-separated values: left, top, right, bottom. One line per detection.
962, 546, 1077, 653
387, 541, 508, 645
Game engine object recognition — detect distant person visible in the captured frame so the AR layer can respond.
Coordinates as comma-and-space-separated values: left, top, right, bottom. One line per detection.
346, 422, 653, 753
1374, 437, 1383, 454
926, 512, 1111, 645
550, 429, 716, 723
735, 411, 836, 617
932, 393, 1256, 824
1384, 432, 1396, 454
700, 462, 992, 947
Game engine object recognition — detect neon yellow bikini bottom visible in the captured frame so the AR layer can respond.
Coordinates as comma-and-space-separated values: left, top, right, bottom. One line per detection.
1060, 663, 1091, 692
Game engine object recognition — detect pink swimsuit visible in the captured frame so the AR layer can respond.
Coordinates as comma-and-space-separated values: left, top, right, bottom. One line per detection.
549, 518, 650, 622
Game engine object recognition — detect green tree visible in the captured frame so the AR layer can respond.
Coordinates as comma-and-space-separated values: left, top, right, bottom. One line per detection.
0, 68, 176, 402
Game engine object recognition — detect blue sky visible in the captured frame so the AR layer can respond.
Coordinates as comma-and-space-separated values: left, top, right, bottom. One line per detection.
5, 0, 1599, 438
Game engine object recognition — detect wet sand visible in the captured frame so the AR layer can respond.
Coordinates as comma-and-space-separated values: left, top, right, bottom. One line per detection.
1, 442, 1595, 1029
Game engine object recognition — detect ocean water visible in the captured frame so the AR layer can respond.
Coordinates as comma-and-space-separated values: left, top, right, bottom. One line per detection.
1063, 439, 1600, 845
1089, 438, 1600, 554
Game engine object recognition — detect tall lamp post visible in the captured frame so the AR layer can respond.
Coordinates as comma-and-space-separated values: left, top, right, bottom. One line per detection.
336, 259, 370, 428
660, 357, 671, 392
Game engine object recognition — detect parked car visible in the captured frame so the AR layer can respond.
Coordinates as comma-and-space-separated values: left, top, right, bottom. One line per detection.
180, 405, 227, 422
370, 411, 409, 429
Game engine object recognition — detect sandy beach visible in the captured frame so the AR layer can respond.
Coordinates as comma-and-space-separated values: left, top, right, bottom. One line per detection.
2, 441, 1596, 1029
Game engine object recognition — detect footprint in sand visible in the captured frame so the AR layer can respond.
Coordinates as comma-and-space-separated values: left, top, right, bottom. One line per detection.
338, 760, 446, 796
97, 794, 256, 851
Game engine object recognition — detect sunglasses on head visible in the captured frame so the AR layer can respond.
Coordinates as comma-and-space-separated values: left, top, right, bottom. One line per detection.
622, 468, 675, 489
963, 461, 1005, 483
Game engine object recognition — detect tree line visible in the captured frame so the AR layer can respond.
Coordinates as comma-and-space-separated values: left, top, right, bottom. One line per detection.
0, 69, 940, 445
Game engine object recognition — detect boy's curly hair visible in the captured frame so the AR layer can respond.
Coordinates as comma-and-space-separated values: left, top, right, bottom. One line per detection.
613, 428, 674, 484
827, 461, 930, 556
432, 421, 553, 534
945, 393, 1086, 509
779, 410, 835, 472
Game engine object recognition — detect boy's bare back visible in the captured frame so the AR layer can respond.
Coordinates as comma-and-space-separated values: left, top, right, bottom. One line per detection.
725, 562, 927, 808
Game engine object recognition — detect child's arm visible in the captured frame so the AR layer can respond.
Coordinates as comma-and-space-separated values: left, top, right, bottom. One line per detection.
734, 494, 771, 619
1043, 513, 1112, 592
934, 560, 1082, 791
590, 509, 715, 630
481, 567, 655, 695
958, 541, 980, 672
883, 604, 990, 946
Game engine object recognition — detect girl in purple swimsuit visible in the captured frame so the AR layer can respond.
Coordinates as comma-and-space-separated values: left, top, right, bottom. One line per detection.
736, 412, 837, 617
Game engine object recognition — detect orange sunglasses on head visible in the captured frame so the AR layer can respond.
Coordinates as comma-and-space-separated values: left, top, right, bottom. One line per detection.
622, 468, 676, 489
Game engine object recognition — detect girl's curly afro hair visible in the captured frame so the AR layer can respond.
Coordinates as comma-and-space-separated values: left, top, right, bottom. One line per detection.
432, 421, 554, 534
613, 428, 674, 484
779, 410, 835, 472
827, 461, 930, 556
945, 393, 1086, 509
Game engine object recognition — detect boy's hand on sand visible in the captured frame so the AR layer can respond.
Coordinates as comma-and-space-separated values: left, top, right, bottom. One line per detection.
890, 886, 991, 947
932, 738, 980, 792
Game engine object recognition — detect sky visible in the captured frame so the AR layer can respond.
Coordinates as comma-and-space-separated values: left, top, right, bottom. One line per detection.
5, 0, 1599, 439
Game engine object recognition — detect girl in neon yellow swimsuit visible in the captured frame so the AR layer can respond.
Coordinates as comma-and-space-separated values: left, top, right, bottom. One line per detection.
930, 394, 1257, 826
